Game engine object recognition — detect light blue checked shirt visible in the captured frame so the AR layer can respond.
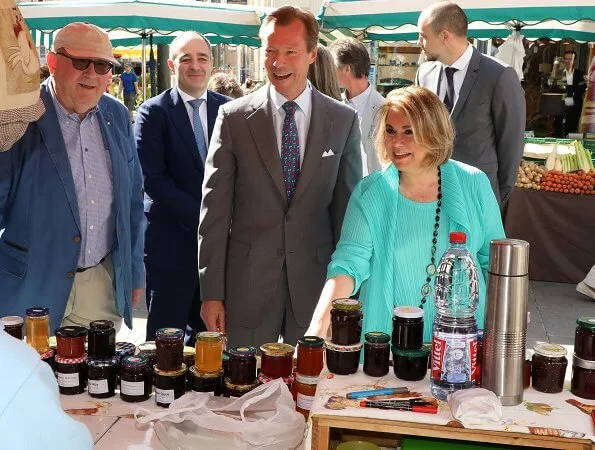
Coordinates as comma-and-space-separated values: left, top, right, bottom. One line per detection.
49, 77, 115, 268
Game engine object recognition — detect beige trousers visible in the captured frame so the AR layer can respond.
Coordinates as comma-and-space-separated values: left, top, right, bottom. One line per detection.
61, 254, 123, 331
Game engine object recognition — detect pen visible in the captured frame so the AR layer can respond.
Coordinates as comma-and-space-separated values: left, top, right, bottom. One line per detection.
346, 387, 409, 399
360, 400, 438, 414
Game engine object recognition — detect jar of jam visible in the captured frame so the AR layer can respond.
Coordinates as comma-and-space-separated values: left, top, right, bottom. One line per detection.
55, 326, 87, 359
531, 343, 568, 394
392, 306, 423, 350
195, 331, 224, 374
87, 357, 119, 398
523, 351, 532, 389
183, 346, 196, 370
330, 299, 362, 346
296, 336, 325, 377
189, 365, 223, 396
154, 364, 187, 408
293, 373, 318, 419
363, 332, 390, 377
54, 354, 87, 395
228, 346, 257, 384
570, 354, 595, 399
325, 339, 362, 375
138, 341, 157, 368
115, 342, 137, 360
88, 320, 116, 358
260, 343, 294, 379
223, 377, 260, 398
574, 317, 595, 361
25, 307, 50, 354
1, 316, 24, 340
392, 346, 430, 381
120, 355, 153, 402
155, 328, 184, 371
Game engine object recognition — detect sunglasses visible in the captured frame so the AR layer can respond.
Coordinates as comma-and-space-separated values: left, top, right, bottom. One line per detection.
57, 52, 113, 75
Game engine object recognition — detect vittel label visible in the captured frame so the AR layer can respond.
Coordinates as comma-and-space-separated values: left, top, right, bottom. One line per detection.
57, 372, 80, 388
296, 393, 315, 411
431, 332, 477, 384
88, 379, 108, 394
121, 380, 145, 396
156, 388, 174, 404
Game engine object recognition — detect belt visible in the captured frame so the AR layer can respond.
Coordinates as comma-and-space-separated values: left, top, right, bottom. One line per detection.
76, 257, 106, 273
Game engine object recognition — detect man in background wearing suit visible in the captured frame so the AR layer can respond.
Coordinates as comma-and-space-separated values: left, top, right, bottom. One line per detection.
199, 6, 362, 348
562, 50, 586, 135
330, 38, 385, 175
135, 32, 230, 342
416, 2, 525, 204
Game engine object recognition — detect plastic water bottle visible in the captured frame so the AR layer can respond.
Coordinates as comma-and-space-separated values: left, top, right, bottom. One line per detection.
430, 232, 479, 400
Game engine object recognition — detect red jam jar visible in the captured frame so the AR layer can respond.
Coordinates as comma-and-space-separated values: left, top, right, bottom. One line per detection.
228, 346, 257, 385
330, 299, 362, 346
531, 343, 567, 394
55, 326, 88, 359
260, 343, 294, 379
2, 316, 24, 340
296, 336, 325, 377
155, 328, 184, 371
574, 317, 595, 361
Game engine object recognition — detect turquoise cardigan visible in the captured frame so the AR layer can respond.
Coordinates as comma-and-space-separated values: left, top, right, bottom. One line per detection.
327, 160, 505, 342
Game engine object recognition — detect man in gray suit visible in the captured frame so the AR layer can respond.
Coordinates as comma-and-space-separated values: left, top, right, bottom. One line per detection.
331, 38, 385, 175
415, 2, 525, 204
198, 6, 362, 347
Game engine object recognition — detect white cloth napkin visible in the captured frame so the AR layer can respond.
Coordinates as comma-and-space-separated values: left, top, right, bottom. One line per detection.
448, 388, 502, 427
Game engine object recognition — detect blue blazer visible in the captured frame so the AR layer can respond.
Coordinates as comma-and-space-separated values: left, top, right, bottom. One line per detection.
134, 88, 230, 269
0, 82, 145, 332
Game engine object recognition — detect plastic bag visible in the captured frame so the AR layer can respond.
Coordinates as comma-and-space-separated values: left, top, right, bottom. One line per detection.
136, 378, 305, 450
448, 388, 502, 427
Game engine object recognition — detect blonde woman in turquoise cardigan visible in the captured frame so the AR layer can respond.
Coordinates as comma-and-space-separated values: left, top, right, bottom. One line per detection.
306, 86, 505, 344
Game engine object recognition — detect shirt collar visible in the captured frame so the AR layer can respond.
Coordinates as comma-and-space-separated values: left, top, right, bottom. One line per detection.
48, 76, 99, 122
343, 83, 372, 110
179, 88, 208, 104
444, 43, 473, 72
269, 81, 312, 118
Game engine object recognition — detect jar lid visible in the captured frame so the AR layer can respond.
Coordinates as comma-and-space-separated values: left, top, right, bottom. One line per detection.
25, 307, 49, 317
154, 363, 187, 377
40, 349, 55, 359
223, 377, 259, 392
189, 365, 224, 379
576, 317, 595, 331
365, 332, 390, 344
89, 320, 114, 331
534, 343, 567, 358
392, 346, 430, 358
260, 343, 294, 357
297, 336, 325, 348
1, 316, 23, 326
324, 339, 363, 352
122, 354, 149, 369
55, 354, 87, 365
55, 326, 88, 338
228, 346, 257, 358
294, 373, 318, 385
138, 341, 157, 353
115, 342, 137, 356
332, 298, 362, 311
393, 306, 424, 319
87, 356, 119, 368
156, 328, 184, 341
259, 372, 295, 384
196, 331, 223, 342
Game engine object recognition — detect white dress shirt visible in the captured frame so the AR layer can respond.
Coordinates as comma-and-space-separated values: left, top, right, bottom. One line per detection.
564, 69, 575, 107
440, 43, 474, 110
270, 83, 312, 165
178, 88, 209, 147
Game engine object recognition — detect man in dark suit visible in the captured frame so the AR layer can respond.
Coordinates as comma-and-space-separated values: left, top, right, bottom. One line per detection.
135, 32, 230, 343
198, 6, 362, 348
562, 50, 586, 135
415, 2, 525, 204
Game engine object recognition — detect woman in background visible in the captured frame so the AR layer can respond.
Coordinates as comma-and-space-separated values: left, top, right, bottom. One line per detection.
308, 43, 342, 101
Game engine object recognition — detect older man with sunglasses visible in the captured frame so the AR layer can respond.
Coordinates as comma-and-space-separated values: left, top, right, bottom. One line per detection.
0, 23, 145, 335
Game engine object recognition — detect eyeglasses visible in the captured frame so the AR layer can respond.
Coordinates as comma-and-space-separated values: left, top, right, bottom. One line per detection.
57, 52, 113, 75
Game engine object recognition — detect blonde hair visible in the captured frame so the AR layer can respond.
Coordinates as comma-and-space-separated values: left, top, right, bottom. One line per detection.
308, 43, 341, 100
374, 86, 454, 168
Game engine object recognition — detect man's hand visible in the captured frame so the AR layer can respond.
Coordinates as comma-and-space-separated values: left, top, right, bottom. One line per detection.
132, 288, 143, 307
201, 300, 226, 334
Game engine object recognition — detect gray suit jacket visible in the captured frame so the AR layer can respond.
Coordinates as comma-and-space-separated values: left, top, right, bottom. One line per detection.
358, 88, 385, 174
198, 85, 362, 328
416, 47, 525, 203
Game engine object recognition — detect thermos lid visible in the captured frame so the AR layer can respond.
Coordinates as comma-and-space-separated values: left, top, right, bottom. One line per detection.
488, 239, 529, 276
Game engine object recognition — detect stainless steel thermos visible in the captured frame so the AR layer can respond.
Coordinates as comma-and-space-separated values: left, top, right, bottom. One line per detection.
482, 239, 530, 406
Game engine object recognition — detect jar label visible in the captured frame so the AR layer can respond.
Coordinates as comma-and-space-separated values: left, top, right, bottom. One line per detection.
121, 380, 146, 396
156, 388, 174, 404
88, 379, 109, 394
431, 331, 477, 384
296, 393, 315, 411
57, 372, 80, 388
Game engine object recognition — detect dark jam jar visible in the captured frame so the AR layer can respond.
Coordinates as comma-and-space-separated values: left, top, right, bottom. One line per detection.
296, 336, 325, 377
330, 299, 362, 346
137, 341, 157, 368
393, 346, 430, 381
260, 343, 294, 379
531, 343, 568, 394
570, 355, 595, 400
87, 357, 119, 398
54, 354, 87, 395
154, 364, 187, 408
363, 332, 390, 377
189, 365, 223, 396
1, 316, 24, 340
155, 328, 184, 371
120, 355, 153, 402
115, 342, 137, 360
55, 326, 87, 359
223, 377, 260, 398
88, 320, 116, 358
574, 317, 595, 361
228, 346, 257, 385
325, 339, 362, 375
392, 306, 424, 350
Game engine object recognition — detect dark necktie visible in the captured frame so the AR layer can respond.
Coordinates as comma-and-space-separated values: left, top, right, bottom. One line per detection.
188, 99, 207, 164
281, 101, 301, 203
443, 67, 458, 113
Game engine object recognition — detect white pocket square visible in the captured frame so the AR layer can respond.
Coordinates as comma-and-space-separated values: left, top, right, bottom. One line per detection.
322, 149, 335, 157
